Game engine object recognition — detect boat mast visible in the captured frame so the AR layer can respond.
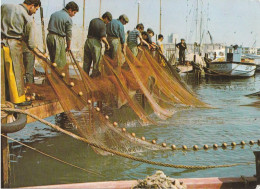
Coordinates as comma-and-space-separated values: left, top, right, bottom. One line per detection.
159, 0, 162, 34
137, 1, 140, 24
99, 0, 102, 17
83, 0, 86, 28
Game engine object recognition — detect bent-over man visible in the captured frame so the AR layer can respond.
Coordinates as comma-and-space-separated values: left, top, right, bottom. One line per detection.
1, 0, 46, 106
83, 12, 112, 77
127, 23, 149, 57
106, 14, 129, 65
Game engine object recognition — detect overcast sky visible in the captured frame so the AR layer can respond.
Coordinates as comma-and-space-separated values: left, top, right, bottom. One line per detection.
2, 0, 260, 47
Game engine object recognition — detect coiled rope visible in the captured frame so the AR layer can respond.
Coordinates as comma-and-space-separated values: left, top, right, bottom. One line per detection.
1, 108, 254, 169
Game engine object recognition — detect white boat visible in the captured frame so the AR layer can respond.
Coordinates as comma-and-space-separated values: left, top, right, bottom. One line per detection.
208, 46, 257, 77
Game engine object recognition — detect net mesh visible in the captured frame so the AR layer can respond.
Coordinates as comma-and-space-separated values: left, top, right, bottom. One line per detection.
29, 46, 208, 155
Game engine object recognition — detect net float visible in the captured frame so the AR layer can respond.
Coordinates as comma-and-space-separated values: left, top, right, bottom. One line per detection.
87, 99, 92, 104
31, 96, 35, 100
240, 141, 246, 145
152, 140, 156, 144
162, 143, 167, 147
32, 93, 36, 97
70, 82, 75, 87
105, 115, 109, 119
95, 107, 100, 112
171, 144, 176, 150
231, 142, 236, 146
193, 145, 199, 150
78, 91, 83, 96
222, 143, 227, 148
131, 133, 136, 137
249, 140, 254, 145
203, 144, 209, 150
122, 128, 126, 132
113, 122, 118, 127
52, 63, 57, 67
26, 96, 31, 101
141, 136, 145, 141
213, 144, 218, 149
61, 72, 66, 77
182, 145, 187, 150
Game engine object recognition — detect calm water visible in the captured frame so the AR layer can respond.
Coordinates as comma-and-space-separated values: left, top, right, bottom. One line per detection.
8, 73, 260, 188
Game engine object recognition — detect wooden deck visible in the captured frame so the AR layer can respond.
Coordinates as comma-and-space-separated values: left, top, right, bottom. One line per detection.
21, 100, 64, 123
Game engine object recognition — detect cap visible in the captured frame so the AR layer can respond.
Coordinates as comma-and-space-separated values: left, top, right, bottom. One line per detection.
147, 28, 154, 35
120, 14, 129, 23
181, 38, 185, 41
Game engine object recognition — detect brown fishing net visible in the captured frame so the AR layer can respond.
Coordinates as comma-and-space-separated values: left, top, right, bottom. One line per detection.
30, 46, 208, 155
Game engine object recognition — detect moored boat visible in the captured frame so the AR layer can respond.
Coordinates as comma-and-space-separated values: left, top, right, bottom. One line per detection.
207, 46, 257, 77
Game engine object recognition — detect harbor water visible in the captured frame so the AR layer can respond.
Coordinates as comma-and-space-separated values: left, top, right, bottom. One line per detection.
8, 73, 260, 188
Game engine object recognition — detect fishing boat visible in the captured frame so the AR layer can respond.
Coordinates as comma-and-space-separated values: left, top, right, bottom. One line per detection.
207, 46, 257, 77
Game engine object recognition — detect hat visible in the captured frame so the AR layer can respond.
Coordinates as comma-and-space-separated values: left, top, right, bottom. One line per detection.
181, 38, 185, 41
120, 14, 129, 23
147, 28, 154, 35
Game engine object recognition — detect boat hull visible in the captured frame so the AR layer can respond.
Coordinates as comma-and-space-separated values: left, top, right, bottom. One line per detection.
208, 62, 256, 77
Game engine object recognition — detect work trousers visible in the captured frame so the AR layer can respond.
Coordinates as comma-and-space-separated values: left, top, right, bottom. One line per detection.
105, 37, 125, 67
83, 38, 102, 77
23, 45, 35, 83
127, 41, 138, 57
2, 39, 25, 97
46, 33, 66, 68
179, 51, 185, 65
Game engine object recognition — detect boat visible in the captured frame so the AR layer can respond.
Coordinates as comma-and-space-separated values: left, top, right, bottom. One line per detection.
207, 46, 257, 77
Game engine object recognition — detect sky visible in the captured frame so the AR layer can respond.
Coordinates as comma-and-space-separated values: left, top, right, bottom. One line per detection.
1, 0, 260, 47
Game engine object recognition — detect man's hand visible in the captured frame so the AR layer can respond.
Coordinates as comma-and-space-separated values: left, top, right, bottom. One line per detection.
66, 46, 71, 52
105, 43, 110, 50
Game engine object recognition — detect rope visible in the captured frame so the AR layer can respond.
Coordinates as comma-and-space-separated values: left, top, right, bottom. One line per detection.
1, 108, 255, 170
1, 133, 101, 176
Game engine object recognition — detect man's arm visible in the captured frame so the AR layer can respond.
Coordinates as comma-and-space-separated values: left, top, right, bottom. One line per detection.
138, 34, 150, 47
65, 19, 73, 51
119, 25, 126, 55
25, 20, 47, 58
101, 37, 110, 50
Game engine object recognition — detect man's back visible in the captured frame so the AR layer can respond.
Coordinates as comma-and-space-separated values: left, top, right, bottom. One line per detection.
48, 9, 72, 37
1, 4, 32, 39
87, 18, 106, 39
127, 29, 140, 44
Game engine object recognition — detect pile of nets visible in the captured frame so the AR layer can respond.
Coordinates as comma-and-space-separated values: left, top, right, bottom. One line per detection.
31, 46, 208, 155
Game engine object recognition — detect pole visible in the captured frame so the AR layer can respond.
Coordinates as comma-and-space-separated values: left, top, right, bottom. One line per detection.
137, 1, 140, 24
159, 0, 162, 34
83, 0, 85, 28
99, 0, 102, 17
63, 0, 65, 7
40, 7, 46, 54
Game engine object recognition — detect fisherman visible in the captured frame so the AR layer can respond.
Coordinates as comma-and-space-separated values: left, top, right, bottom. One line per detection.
127, 23, 149, 57
106, 14, 129, 64
176, 39, 187, 65
1, 0, 46, 106
83, 12, 112, 77
47, 1, 79, 69
141, 31, 150, 50
156, 34, 164, 53
146, 28, 154, 44
155, 34, 165, 66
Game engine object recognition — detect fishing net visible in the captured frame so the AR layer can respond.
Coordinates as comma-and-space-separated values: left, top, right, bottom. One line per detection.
29, 46, 208, 155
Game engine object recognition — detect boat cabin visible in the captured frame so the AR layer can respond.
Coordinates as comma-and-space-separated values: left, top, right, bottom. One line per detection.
225, 45, 242, 62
